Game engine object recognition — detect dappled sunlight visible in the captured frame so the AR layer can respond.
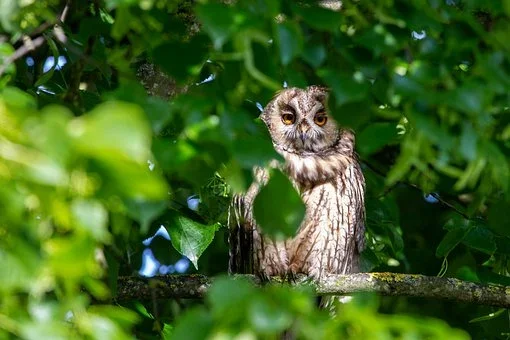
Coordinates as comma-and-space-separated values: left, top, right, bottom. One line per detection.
139, 225, 191, 277
0, 0, 508, 338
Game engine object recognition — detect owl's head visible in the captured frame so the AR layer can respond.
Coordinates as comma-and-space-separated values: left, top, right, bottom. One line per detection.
260, 86, 339, 153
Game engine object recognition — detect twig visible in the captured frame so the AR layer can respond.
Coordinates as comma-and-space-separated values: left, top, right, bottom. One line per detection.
362, 160, 471, 220
59, 1, 71, 23
0, 36, 47, 76
115, 273, 510, 308
0, 1, 71, 77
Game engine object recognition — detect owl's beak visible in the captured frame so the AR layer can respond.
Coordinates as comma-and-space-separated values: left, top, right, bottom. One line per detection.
299, 123, 310, 134
298, 123, 309, 143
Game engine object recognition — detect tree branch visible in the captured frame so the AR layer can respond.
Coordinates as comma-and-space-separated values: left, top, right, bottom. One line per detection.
0, 1, 71, 77
115, 272, 510, 308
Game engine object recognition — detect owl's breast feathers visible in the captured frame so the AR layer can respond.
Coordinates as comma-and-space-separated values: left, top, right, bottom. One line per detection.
277, 129, 357, 187
229, 129, 366, 279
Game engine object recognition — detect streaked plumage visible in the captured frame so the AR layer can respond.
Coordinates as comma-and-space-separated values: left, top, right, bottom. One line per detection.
229, 86, 365, 290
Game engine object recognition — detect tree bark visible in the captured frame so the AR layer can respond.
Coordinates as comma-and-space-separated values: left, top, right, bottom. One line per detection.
115, 272, 510, 308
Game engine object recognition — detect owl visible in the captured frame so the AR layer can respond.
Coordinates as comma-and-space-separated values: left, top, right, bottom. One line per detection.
229, 86, 365, 289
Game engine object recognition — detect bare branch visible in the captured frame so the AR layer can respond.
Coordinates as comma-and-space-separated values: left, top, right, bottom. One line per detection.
0, 36, 46, 76
115, 272, 510, 308
0, 1, 71, 77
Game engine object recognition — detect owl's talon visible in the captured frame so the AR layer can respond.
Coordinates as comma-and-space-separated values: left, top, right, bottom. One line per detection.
256, 272, 271, 284
285, 271, 298, 284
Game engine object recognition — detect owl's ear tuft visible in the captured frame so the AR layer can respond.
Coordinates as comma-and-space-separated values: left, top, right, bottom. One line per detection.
259, 107, 270, 125
307, 85, 329, 102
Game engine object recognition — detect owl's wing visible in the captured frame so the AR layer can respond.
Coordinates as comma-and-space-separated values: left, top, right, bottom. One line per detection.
353, 157, 366, 256
228, 167, 289, 277
228, 167, 269, 275
228, 193, 254, 274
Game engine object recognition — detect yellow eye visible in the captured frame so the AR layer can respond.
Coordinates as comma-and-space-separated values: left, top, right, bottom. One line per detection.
314, 115, 327, 126
282, 113, 295, 125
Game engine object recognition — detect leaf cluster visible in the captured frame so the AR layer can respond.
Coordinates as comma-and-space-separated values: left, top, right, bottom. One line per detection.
0, 0, 509, 338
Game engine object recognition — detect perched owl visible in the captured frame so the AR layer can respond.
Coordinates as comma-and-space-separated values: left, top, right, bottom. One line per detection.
229, 86, 365, 290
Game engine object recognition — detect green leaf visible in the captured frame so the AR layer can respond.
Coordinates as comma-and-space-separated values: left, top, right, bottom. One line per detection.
70, 101, 152, 164
291, 4, 342, 31
484, 142, 510, 193
459, 122, 477, 161
446, 82, 490, 115
357, 122, 397, 156
436, 228, 470, 257
1, 86, 37, 111
0, 138, 68, 186
462, 226, 497, 255
0, 42, 16, 82
232, 133, 280, 168
469, 309, 506, 323
111, 6, 132, 39
171, 307, 213, 340
249, 298, 293, 333
253, 169, 305, 238
318, 69, 370, 107
302, 43, 326, 68
195, 3, 237, 49
0, 245, 39, 291
125, 199, 167, 235
34, 37, 59, 87
152, 35, 208, 82
477, 268, 510, 286
276, 22, 303, 66
488, 200, 510, 237
98, 159, 168, 200
207, 276, 255, 318
71, 199, 109, 242
220, 159, 250, 194
167, 215, 219, 269
0, 0, 19, 33
144, 97, 173, 135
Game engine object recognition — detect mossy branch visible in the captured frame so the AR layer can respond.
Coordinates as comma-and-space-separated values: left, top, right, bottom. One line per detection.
115, 272, 510, 308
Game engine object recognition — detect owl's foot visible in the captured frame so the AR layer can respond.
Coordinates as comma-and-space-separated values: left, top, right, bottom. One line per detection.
285, 272, 297, 284
255, 271, 271, 284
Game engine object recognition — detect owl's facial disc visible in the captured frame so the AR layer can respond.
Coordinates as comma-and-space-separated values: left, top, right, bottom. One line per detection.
261, 86, 339, 154
283, 101, 334, 152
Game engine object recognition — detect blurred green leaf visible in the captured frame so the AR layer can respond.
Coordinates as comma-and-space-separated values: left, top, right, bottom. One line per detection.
469, 309, 506, 323
170, 307, 213, 340
249, 298, 293, 333
232, 132, 280, 168
196, 3, 237, 49
152, 35, 209, 82
319, 69, 370, 107
1, 1, 510, 338
291, 4, 342, 31
436, 227, 470, 258
207, 276, 255, 317
462, 226, 497, 255
70, 101, 152, 164
253, 169, 305, 237
276, 21, 303, 66
488, 199, 510, 237
446, 82, 491, 115
0, 42, 16, 83
71, 199, 109, 242
357, 122, 398, 156
34, 37, 59, 87
302, 43, 326, 68
125, 199, 167, 235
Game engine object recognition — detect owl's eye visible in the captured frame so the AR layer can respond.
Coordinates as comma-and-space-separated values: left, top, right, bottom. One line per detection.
314, 114, 328, 126
281, 113, 295, 125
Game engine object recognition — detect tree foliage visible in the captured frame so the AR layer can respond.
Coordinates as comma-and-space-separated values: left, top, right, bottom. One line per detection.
0, 0, 509, 339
